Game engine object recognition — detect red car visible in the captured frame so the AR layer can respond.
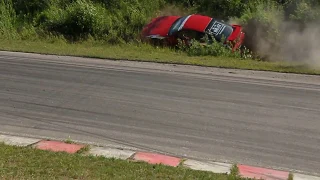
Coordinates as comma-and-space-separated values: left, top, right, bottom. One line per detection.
141, 14, 245, 51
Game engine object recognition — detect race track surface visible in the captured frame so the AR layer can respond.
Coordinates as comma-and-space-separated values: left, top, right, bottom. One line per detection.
1, 51, 320, 175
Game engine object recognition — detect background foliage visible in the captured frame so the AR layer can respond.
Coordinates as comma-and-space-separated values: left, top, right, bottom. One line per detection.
0, 0, 319, 45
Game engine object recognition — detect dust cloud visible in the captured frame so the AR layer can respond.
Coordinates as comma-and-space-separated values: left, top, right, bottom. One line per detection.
241, 20, 320, 67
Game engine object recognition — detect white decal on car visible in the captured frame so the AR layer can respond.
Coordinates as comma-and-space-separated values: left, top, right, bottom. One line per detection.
208, 21, 226, 35
178, 15, 192, 31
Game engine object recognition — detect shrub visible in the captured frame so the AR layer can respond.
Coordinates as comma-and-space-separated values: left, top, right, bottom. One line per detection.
38, 0, 100, 41
36, 0, 165, 42
288, 0, 320, 23
0, 0, 18, 39
196, 0, 248, 19
12, 0, 50, 22
177, 36, 242, 58
105, 0, 165, 42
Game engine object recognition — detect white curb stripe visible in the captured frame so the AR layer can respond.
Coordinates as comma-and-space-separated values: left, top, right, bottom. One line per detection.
183, 159, 232, 174
0, 134, 41, 147
89, 146, 135, 160
293, 173, 320, 180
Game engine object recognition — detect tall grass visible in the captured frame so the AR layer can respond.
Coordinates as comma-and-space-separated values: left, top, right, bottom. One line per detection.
0, 0, 166, 42
0, 0, 18, 39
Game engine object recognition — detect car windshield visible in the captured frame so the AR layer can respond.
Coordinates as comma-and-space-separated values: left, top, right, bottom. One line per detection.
205, 19, 233, 42
168, 16, 189, 36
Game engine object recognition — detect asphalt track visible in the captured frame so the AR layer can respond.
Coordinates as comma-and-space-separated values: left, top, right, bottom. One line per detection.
1, 51, 320, 175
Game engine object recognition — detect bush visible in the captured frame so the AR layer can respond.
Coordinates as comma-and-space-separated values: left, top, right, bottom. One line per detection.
177, 36, 242, 58
41, 0, 100, 41
0, 0, 18, 39
36, 0, 165, 42
12, 0, 50, 16
104, 0, 165, 42
196, 0, 248, 19
287, 0, 320, 23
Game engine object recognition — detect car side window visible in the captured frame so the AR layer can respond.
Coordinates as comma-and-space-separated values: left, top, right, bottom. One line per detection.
176, 30, 206, 42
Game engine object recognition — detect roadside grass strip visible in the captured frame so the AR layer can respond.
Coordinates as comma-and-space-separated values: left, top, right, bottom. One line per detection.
0, 134, 318, 179
1, 39, 319, 75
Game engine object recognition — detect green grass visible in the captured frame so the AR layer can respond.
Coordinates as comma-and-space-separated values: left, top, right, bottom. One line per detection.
288, 173, 294, 180
0, 39, 319, 75
0, 143, 246, 179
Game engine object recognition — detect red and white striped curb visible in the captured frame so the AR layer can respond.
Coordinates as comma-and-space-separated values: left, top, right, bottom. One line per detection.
0, 134, 319, 180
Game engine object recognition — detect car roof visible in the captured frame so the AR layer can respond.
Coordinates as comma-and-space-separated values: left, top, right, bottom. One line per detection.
182, 14, 213, 32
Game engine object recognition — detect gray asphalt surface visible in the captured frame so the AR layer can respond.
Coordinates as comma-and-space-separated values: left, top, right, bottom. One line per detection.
1, 51, 320, 175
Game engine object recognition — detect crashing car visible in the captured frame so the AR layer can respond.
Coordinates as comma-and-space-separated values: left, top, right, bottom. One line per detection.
141, 14, 245, 51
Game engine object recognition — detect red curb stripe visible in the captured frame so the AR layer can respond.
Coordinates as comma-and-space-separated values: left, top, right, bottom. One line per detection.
35, 140, 84, 154
133, 152, 181, 167
238, 164, 289, 180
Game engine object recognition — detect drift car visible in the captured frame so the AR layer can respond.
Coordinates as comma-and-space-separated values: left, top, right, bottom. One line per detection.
141, 14, 245, 51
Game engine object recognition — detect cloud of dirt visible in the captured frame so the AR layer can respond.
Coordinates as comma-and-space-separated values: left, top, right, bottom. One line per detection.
241, 20, 320, 67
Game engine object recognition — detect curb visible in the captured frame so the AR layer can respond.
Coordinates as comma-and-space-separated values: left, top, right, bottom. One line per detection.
0, 134, 319, 180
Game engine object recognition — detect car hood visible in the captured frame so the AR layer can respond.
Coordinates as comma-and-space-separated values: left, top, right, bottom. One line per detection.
142, 16, 181, 37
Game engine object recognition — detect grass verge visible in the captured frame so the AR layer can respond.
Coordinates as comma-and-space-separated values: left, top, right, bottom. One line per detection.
0, 39, 319, 75
0, 143, 246, 179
